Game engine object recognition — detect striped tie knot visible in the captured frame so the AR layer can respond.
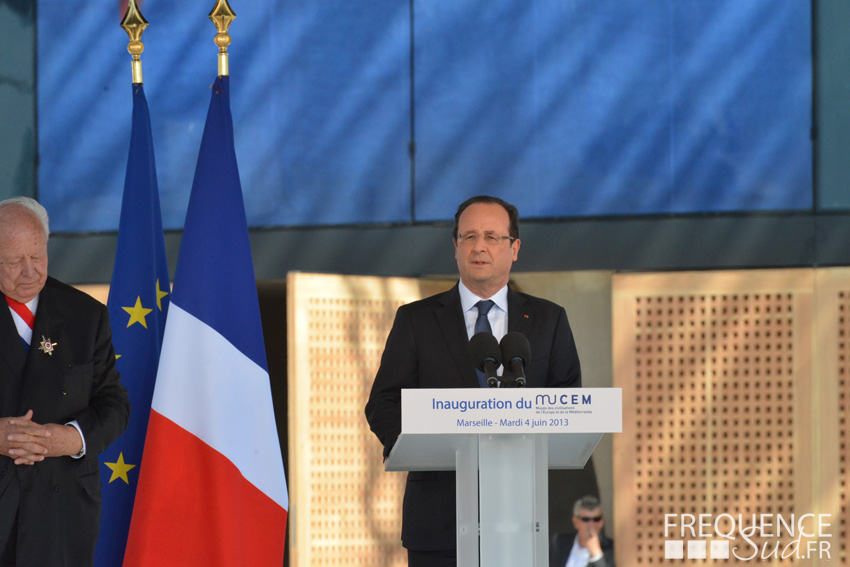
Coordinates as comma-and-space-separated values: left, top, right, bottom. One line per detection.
474, 299, 495, 335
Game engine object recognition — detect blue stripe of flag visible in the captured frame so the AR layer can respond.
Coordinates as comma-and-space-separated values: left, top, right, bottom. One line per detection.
169, 76, 268, 372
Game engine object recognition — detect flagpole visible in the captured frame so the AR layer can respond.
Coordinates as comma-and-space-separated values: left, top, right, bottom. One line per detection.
209, 0, 236, 77
121, 0, 149, 85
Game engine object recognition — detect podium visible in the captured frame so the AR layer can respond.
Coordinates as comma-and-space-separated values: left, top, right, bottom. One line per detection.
386, 388, 622, 567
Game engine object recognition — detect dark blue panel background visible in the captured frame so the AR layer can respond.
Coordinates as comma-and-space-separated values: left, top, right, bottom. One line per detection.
37, 0, 810, 232
38, 0, 411, 231
414, 0, 811, 220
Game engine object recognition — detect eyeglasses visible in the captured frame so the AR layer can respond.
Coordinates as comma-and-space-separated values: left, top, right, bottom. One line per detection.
577, 516, 603, 523
456, 232, 517, 246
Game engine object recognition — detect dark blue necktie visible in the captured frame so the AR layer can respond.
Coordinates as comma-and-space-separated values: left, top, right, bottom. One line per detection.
474, 300, 495, 387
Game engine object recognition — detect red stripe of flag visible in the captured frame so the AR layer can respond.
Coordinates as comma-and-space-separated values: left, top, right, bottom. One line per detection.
124, 411, 287, 565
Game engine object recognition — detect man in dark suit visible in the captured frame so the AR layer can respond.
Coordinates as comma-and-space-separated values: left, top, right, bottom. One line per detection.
550, 495, 615, 567
365, 195, 582, 567
0, 197, 130, 567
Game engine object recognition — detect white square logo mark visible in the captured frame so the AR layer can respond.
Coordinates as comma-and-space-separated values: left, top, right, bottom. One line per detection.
688, 540, 707, 559
711, 540, 730, 559
665, 540, 684, 559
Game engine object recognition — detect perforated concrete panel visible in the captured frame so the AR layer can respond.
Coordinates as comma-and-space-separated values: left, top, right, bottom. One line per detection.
287, 273, 452, 567
612, 270, 843, 566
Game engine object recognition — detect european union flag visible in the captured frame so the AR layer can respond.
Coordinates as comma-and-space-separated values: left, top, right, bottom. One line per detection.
96, 83, 170, 566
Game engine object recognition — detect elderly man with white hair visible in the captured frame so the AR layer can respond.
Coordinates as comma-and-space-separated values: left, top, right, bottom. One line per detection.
0, 197, 129, 567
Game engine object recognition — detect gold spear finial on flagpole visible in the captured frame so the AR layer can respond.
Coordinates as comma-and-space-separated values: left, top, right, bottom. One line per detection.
121, 0, 149, 84
209, 0, 236, 77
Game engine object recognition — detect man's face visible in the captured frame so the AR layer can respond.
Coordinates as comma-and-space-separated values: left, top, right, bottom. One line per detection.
0, 207, 48, 303
454, 202, 520, 298
572, 507, 605, 541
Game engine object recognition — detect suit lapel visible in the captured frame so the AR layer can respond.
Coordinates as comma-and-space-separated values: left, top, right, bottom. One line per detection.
504, 288, 535, 384
18, 287, 69, 413
0, 299, 27, 374
1, 302, 28, 416
435, 285, 479, 388
507, 287, 532, 337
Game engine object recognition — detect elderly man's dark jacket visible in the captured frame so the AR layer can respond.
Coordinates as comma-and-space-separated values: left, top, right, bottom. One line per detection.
0, 277, 130, 567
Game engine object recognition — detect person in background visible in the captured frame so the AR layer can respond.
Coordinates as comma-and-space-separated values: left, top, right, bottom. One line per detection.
550, 495, 615, 567
0, 197, 130, 567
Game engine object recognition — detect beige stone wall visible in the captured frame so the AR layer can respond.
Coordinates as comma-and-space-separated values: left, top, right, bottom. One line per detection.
613, 269, 846, 566
286, 273, 454, 567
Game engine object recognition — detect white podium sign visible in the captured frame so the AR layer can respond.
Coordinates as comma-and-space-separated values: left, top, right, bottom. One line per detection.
386, 388, 622, 567
401, 387, 621, 434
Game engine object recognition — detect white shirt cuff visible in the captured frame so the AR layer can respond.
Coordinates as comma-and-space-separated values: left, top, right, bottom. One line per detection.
65, 420, 86, 458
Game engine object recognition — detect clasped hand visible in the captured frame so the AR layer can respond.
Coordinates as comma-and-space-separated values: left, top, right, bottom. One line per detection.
1, 409, 80, 465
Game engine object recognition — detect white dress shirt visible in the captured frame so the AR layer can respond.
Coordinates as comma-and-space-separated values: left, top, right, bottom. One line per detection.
457, 280, 509, 341
565, 534, 605, 567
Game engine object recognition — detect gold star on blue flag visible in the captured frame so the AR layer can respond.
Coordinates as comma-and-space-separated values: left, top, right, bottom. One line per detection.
105, 452, 138, 485
123, 296, 154, 328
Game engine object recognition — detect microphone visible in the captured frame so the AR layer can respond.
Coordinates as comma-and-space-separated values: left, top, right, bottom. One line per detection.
500, 332, 531, 387
469, 332, 503, 388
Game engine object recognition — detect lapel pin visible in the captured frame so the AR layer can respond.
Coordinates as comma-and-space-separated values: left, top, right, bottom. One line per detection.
39, 335, 58, 356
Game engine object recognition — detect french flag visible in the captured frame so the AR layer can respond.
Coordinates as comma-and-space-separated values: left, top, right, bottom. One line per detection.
124, 76, 288, 565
